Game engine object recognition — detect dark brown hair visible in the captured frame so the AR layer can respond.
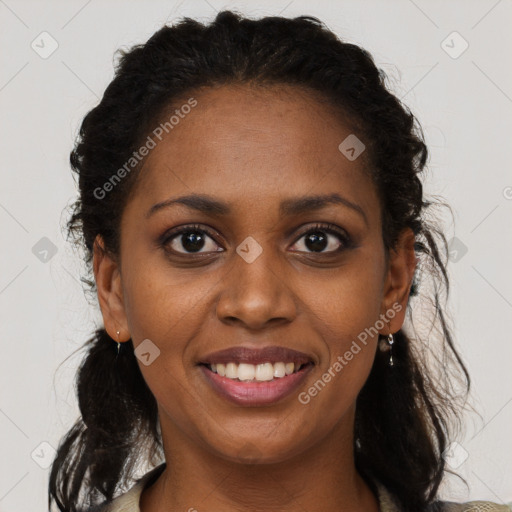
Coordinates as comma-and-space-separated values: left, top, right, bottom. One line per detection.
49, 10, 470, 512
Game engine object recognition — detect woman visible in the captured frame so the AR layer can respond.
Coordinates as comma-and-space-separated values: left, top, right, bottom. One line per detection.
48, 10, 509, 512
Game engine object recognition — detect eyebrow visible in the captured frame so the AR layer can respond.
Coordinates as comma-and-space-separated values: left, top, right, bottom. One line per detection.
146, 193, 368, 226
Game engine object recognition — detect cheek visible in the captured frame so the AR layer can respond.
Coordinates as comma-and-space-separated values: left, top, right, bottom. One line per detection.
303, 254, 384, 342
121, 248, 204, 343
120, 253, 215, 396
120, 263, 203, 415
300, 290, 379, 425
297, 253, 383, 407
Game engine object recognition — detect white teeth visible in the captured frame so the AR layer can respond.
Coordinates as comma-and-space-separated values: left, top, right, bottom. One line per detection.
216, 363, 226, 377
209, 361, 305, 382
238, 363, 256, 381
285, 362, 295, 375
273, 362, 286, 378
225, 362, 238, 379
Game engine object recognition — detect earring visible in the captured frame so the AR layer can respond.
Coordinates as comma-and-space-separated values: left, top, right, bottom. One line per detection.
387, 333, 394, 367
116, 330, 121, 355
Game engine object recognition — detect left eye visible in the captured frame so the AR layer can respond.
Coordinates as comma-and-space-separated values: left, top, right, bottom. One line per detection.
291, 224, 350, 254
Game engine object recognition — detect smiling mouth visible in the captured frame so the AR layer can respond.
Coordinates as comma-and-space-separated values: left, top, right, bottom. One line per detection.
199, 361, 313, 382
199, 361, 314, 406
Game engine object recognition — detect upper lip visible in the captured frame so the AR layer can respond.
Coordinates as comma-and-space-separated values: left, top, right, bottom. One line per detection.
199, 346, 315, 366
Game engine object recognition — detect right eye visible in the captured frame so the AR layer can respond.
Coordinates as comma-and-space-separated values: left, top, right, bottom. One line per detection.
161, 224, 224, 255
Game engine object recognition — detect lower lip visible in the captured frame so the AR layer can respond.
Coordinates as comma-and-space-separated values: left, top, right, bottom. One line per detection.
199, 363, 314, 407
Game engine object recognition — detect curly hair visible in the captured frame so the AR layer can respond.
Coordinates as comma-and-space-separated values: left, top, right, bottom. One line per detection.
49, 10, 470, 512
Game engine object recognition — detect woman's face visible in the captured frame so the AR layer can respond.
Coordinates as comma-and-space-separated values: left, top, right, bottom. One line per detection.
95, 83, 415, 464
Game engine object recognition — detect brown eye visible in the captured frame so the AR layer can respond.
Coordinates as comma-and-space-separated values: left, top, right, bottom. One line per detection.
161, 225, 223, 255
291, 223, 351, 254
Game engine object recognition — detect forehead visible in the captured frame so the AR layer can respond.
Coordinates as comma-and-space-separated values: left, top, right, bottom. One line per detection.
126, 83, 379, 223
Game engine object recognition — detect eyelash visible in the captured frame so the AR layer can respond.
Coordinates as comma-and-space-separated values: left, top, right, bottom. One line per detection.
160, 223, 352, 256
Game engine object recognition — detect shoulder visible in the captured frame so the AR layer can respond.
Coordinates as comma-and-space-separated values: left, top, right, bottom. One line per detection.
374, 479, 510, 512
82, 463, 167, 512
81, 488, 142, 512
436, 500, 511, 511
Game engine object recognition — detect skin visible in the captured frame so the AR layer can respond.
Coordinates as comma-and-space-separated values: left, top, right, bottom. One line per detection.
93, 83, 417, 512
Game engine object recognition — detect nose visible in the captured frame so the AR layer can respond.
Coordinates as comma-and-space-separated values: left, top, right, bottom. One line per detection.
216, 250, 297, 330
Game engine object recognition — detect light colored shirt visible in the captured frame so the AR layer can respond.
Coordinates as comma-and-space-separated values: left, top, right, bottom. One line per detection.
93, 462, 511, 512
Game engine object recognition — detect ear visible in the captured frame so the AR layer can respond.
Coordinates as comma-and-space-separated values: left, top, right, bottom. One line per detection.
379, 227, 418, 334
93, 234, 130, 342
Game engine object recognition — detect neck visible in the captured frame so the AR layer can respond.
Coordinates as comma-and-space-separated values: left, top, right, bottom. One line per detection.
140, 405, 379, 512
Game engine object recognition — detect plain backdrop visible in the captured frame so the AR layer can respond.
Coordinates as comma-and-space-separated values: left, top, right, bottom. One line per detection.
1, 0, 511, 510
